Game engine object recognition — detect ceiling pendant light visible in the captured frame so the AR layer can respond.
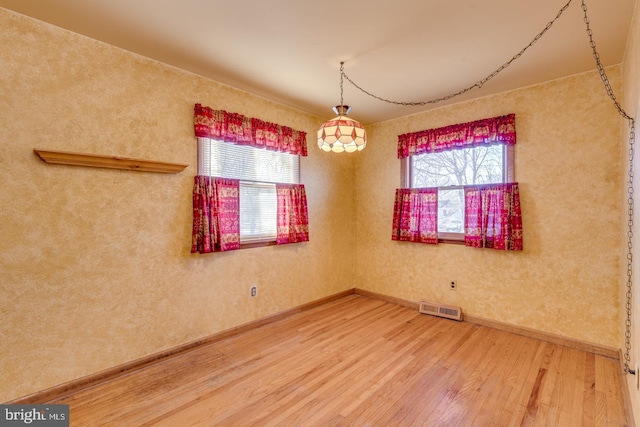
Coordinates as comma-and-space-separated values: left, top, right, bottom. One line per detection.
317, 62, 366, 153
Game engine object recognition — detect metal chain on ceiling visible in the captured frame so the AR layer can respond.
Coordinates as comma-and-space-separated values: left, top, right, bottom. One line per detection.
340, 0, 573, 107
342, 0, 636, 376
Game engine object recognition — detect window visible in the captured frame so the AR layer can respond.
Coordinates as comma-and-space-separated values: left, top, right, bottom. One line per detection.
405, 144, 513, 240
197, 138, 300, 244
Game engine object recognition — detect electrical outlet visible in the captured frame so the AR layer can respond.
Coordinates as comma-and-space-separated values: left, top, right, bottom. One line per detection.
450, 280, 457, 291
250, 286, 257, 297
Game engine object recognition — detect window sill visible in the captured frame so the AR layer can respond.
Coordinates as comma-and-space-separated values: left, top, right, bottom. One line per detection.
438, 238, 465, 245
438, 232, 464, 245
240, 240, 277, 250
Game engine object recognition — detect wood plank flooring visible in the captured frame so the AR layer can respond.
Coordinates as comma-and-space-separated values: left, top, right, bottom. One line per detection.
49, 295, 630, 426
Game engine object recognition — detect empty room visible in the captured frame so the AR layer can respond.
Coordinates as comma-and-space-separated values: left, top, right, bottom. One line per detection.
1, 0, 639, 425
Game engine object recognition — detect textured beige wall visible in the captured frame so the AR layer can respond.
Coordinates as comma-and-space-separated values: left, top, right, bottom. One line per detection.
354, 69, 623, 349
621, 1, 640, 424
0, 8, 355, 402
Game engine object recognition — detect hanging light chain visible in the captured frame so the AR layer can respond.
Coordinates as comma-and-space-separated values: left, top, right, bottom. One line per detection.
625, 120, 636, 375
580, 0, 636, 376
340, 0, 573, 107
581, 2, 634, 121
339, 62, 345, 107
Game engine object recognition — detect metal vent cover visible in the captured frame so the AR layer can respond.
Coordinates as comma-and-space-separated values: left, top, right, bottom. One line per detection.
419, 300, 463, 321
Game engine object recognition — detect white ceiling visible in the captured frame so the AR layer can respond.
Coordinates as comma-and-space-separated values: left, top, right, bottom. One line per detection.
0, 0, 636, 124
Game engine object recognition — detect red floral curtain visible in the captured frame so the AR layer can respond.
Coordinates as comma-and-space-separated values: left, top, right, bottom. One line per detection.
464, 183, 523, 251
391, 188, 438, 244
194, 103, 308, 156
276, 184, 309, 244
191, 176, 241, 253
397, 114, 516, 158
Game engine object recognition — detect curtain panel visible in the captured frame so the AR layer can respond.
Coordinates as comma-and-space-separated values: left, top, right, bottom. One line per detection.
276, 184, 310, 244
464, 183, 523, 251
194, 103, 308, 156
397, 113, 516, 159
191, 176, 241, 253
391, 188, 438, 244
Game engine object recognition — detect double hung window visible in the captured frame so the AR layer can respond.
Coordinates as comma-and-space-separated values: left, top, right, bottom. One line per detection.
406, 145, 513, 241
191, 103, 309, 254
197, 138, 299, 244
396, 114, 517, 244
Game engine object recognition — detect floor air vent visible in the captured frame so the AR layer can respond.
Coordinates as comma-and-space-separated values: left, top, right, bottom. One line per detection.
419, 300, 463, 321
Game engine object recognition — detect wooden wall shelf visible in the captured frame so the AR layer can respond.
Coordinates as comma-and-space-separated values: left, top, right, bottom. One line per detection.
33, 149, 188, 174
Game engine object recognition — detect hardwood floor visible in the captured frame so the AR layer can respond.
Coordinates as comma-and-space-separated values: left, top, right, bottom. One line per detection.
50, 295, 629, 426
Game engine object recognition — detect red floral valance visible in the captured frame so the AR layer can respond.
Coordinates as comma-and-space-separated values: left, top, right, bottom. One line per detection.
194, 103, 308, 156
397, 114, 516, 159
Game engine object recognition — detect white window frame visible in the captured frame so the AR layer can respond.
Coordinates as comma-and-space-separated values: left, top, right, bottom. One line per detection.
402, 145, 514, 242
197, 137, 300, 245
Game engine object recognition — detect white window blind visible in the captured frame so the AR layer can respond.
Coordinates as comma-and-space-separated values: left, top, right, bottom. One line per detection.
197, 137, 300, 244
197, 138, 299, 183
